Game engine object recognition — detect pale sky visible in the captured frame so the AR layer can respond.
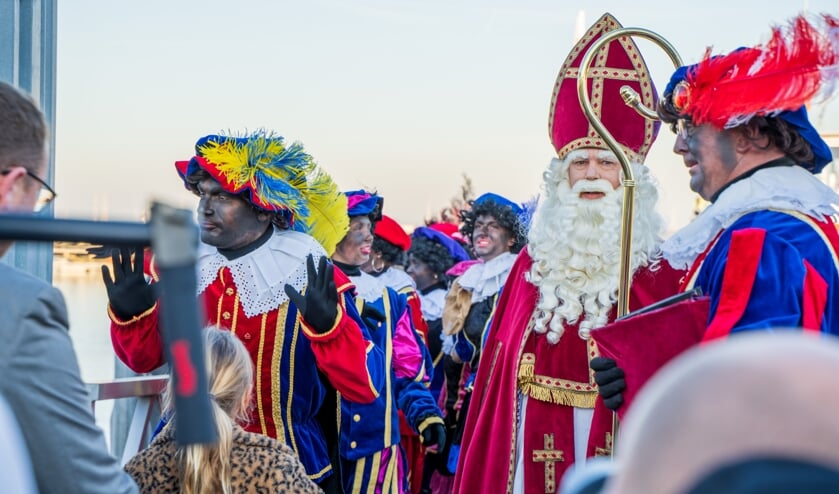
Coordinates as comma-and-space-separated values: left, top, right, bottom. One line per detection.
54, 0, 838, 233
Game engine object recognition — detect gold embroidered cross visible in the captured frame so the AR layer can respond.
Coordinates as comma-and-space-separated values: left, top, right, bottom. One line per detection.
532, 433, 564, 493
595, 432, 614, 457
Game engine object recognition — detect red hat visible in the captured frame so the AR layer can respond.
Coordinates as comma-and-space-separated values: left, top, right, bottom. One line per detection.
374, 215, 411, 252
428, 222, 468, 245
548, 13, 659, 163
428, 222, 459, 237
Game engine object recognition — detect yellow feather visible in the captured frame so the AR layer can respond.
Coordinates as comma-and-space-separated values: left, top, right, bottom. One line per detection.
300, 168, 349, 256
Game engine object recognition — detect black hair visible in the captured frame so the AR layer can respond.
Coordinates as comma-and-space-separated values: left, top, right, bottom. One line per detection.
459, 199, 526, 254
372, 236, 406, 267
408, 236, 459, 279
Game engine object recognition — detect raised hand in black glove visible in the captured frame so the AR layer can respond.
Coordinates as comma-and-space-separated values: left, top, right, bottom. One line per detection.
101, 246, 156, 320
420, 421, 447, 453
360, 302, 386, 330
284, 254, 339, 334
591, 357, 626, 411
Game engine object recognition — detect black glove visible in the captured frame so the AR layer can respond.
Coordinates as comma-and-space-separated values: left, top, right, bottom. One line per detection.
591, 357, 626, 411
101, 246, 157, 320
360, 302, 386, 330
420, 421, 447, 453
284, 254, 339, 333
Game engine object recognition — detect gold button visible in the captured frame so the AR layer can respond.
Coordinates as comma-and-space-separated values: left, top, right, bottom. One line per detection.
353, 414, 361, 422
243, 333, 252, 340
225, 287, 234, 296
350, 441, 357, 448
222, 311, 231, 320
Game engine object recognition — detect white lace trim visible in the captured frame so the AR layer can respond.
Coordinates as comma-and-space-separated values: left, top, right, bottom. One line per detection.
378, 267, 416, 292
661, 166, 839, 269
197, 229, 326, 318
348, 271, 387, 303
419, 287, 446, 320
458, 251, 517, 303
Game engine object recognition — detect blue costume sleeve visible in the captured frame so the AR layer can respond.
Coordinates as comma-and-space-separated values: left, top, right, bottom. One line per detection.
697, 211, 838, 335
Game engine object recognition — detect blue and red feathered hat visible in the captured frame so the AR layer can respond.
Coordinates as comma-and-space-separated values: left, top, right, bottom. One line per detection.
175, 130, 349, 255
664, 14, 839, 173
344, 189, 384, 221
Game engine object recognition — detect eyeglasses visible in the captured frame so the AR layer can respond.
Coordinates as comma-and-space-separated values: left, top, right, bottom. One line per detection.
670, 118, 697, 141
0, 168, 57, 212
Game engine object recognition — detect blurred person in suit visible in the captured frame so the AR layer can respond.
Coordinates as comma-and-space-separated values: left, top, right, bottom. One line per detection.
0, 80, 138, 493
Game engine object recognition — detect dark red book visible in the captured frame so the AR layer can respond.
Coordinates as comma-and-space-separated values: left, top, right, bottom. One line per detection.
591, 292, 710, 419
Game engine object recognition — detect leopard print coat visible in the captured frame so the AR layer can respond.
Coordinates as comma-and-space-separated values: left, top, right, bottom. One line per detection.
125, 424, 323, 493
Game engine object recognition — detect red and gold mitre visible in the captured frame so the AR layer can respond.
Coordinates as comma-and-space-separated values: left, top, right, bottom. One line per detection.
549, 13, 659, 163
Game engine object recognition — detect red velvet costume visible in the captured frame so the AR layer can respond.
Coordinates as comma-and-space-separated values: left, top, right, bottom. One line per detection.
109, 232, 384, 482
453, 248, 682, 493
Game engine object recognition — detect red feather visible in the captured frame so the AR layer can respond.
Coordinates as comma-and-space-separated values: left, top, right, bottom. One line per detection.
685, 15, 839, 128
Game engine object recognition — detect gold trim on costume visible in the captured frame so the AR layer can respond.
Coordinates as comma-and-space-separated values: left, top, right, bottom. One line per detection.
270, 304, 286, 445
216, 268, 225, 326
351, 457, 365, 494
285, 303, 299, 454
381, 447, 397, 493
107, 302, 158, 326
230, 293, 239, 331
256, 313, 268, 436
383, 293, 394, 449
417, 415, 444, 434
307, 464, 332, 481
517, 352, 598, 408
365, 342, 380, 399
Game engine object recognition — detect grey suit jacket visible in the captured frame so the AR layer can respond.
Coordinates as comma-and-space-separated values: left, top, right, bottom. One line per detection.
0, 263, 138, 494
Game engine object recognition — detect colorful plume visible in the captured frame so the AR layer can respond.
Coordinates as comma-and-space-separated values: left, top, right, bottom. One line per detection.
681, 14, 839, 128
184, 130, 349, 255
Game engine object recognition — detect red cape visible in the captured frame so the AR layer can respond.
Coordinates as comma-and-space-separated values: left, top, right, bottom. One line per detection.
453, 248, 683, 493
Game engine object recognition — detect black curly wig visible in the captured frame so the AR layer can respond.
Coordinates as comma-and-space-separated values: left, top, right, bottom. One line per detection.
372, 236, 406, 267
407, 236, 460, 279
459, 199, 526, 254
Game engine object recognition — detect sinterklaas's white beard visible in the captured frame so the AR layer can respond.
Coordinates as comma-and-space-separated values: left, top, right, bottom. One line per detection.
526, 159, 662, 344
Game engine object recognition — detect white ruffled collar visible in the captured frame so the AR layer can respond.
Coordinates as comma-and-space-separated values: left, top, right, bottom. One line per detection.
419, 287, 446, 320
197, 228, 326, 317
458, 251, 517, 303
661, 165, 839, 269
376, 267, 416, 292
347, 271, 387, 303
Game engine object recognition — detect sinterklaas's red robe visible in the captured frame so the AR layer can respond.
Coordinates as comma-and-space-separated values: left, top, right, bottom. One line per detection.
452, 247, 683, 494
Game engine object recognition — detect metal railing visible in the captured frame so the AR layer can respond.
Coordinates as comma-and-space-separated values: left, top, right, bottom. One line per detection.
87, 375, 168, 466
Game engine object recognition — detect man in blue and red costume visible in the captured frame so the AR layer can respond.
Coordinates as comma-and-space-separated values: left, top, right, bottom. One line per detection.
405, 226, 471, 493
102, 131, 385, 493
594, 14, 839, 418
364, 213, 437, 494
452, 13, 685, 494
330, 190, 445, 494
439, 192, 527, 489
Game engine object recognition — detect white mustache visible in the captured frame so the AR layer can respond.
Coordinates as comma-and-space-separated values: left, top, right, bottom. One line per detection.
571, 179, 615, 195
